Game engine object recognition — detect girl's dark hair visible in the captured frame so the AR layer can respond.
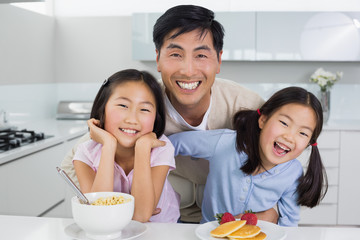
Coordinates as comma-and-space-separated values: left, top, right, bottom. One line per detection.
90, 69, 166, 138
233, 86, 328, 208
153, 5, 224, 59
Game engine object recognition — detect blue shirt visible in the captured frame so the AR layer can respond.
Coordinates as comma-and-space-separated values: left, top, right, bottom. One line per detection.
169, 129, 303, 226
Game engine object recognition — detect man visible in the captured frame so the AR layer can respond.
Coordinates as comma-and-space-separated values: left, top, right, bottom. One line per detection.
62, 5, 277, 223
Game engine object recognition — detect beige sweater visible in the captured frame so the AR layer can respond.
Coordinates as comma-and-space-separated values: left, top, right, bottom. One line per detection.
165, 78, 264, 185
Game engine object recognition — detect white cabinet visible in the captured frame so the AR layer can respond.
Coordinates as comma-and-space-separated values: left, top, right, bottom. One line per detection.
132, 13, 160, 61
256, 12, 313, 61
298, 130, 340, 225
0, 143, 65, 216
338, 131, 360, 225
132, 12, 256, 61
0, 135, 83, 218
298, 129, 360, 226
132, 12, 360, 61
256, 12, 360, 61
216, 12, 255, 61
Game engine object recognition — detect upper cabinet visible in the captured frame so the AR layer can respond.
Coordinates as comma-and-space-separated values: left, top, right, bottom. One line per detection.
216, 12, 256, 61
132, 11, 360, 62
257, 12, 360, 61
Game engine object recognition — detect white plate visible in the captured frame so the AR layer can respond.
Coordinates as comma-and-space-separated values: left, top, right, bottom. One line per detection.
195, 220, 287, 240
64, 220, 147, 240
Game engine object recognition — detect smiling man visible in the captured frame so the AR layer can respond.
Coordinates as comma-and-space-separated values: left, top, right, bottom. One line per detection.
62, 5, 272, 223
152, 5, 268, 223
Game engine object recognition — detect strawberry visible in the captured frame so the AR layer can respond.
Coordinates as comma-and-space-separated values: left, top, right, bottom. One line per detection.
241, 210, 258, 225
215, 212, 235, 224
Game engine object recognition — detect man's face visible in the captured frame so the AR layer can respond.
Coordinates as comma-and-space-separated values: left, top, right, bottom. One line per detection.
156, 29, 222, 109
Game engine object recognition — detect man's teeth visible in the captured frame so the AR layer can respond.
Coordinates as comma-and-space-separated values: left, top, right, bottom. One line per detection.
177, 81, 199, 90
121, 129, 137, 134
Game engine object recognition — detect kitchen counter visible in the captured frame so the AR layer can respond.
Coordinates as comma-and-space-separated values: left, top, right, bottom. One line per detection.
0, 119, 88, 165
1, 215, 360, 240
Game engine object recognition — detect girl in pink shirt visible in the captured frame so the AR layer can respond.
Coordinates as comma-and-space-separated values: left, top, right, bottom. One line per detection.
73, 69, 180, 223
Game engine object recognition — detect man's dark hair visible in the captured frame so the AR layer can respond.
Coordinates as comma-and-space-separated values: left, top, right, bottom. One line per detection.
153, 5, 224, 59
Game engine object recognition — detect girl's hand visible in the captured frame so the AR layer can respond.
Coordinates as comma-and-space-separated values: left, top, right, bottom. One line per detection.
135, 132, 166, 149
87, 118, 116, 147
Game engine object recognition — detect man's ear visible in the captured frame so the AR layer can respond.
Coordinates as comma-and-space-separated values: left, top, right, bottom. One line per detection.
155, 49, 160, 72
258, 114, 267, 129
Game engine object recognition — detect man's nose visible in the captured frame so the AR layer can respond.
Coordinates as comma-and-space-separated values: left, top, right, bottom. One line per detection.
180, 56, 196, 77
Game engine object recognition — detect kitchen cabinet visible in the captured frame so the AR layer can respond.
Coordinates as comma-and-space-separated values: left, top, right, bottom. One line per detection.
132, 12, 256, 61
0, 132, 84, 218
298, 130, 340, 225
338, 131, 360, 225
256, 12, 360, 61
0, 143, 65, 217
132, 12, 360, 61
216, 12, 256, 60
132, 13, 160, 61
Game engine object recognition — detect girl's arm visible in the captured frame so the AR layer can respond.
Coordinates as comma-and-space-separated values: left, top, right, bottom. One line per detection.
169, 129, 226, 159
74, 118, 117, 193
131, 132, 167, 222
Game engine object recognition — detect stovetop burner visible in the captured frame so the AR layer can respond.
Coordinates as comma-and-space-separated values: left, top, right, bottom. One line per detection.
0, 128, 52, 153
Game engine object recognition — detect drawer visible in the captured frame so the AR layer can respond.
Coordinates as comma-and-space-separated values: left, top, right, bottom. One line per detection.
302, 167, 338, 186
318, 130, 340, 149
321, 186, 338, 204
326, 168, 339, 186
298, 148, 339, 168
0, 144, 65, 216
299, 204, 337, 225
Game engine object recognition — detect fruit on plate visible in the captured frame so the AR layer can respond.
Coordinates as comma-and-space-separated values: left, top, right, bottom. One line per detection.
215, 212, 236, 225
210, 219, 266, 239
241, 210, 258, 225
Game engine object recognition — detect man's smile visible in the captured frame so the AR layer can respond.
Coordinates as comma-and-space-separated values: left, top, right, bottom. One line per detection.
176, 81, 200, 90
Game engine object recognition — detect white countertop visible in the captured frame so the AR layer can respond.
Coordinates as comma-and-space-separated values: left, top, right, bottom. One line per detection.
0, 119, 88, 165
1, 215, 360, 240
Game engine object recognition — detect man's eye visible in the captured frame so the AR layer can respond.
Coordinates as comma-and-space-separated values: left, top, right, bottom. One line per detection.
197, 54, 207, 58
170, 53, 181, 58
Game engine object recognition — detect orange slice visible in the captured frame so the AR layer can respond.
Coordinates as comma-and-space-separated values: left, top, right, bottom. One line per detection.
210, 220, 247, 238
227, 224, 261, 238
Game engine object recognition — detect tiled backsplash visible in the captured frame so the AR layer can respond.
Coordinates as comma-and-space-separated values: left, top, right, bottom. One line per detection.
0, 82, 359, 124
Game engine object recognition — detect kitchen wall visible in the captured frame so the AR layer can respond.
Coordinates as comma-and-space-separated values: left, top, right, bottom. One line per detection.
1, 0, 360, 122
0, 4, 54, 85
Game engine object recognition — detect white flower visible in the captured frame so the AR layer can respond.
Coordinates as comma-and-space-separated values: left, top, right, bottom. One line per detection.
309, 68, 343, 92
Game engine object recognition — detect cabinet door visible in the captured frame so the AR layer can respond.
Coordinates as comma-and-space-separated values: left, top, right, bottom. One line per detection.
256, 12, 314, 61
131, 12, 256, 61
256, 12, 360, 61
216, 12, 256, 60
338, 131, 360, 225
132, 13, 160, 61
0, 144, 65, 216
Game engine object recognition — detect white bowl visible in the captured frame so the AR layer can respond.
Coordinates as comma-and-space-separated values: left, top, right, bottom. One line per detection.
72, 192, 134, 240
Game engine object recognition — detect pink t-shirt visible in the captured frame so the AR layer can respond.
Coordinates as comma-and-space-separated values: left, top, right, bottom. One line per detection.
73, 134, 180, 223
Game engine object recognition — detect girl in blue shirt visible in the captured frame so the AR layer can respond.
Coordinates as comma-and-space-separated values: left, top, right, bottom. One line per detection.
169, 87, 328, 226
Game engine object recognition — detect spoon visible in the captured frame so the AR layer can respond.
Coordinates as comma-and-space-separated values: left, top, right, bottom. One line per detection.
56, 166, 90, 205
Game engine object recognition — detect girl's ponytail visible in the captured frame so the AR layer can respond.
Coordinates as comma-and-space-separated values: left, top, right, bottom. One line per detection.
233, 109, 262, 174
296, 145, 328, 207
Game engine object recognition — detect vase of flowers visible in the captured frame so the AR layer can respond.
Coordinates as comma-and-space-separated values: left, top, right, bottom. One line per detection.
309, 68, 343, 123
